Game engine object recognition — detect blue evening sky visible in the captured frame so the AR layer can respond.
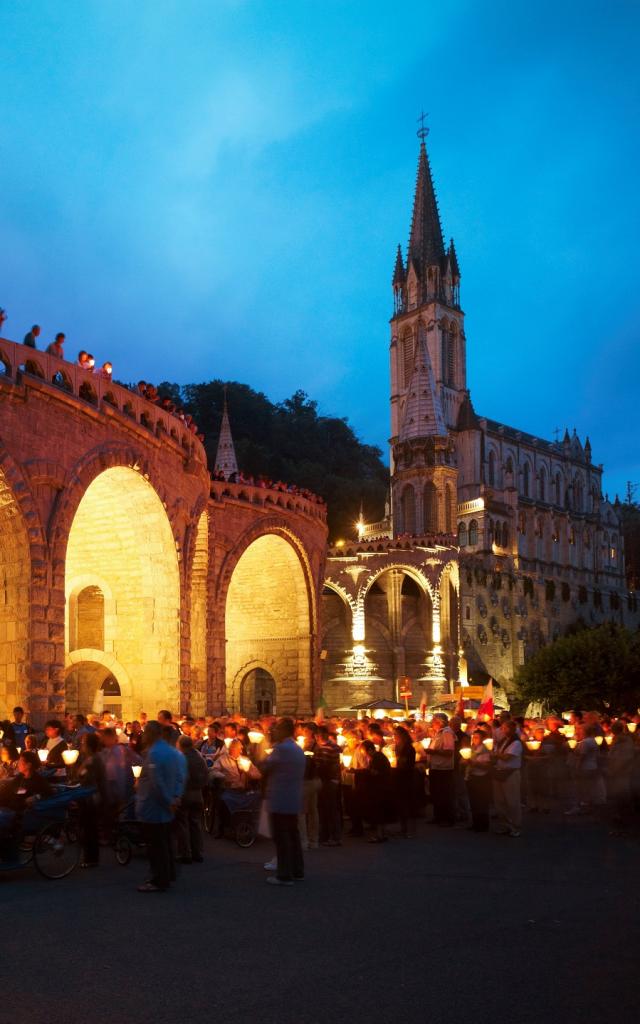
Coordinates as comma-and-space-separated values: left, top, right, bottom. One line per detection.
1, 1, 638, 498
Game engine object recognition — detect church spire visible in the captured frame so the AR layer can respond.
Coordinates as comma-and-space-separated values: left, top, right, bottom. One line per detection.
399, 330, 447, 441
408, 135, 445, 274
214, 387, 239, 481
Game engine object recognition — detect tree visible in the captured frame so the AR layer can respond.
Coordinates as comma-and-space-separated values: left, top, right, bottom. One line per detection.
155, 380, 389, 540
515, 623, 640, 713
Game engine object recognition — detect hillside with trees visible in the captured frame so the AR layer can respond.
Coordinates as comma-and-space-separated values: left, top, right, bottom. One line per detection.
156, 379, 389, 540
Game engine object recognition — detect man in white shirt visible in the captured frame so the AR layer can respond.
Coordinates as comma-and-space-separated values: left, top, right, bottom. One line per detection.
427, 713, 456, 826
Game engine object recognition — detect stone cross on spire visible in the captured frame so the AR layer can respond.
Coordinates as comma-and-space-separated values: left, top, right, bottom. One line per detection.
214, 386, 239, 481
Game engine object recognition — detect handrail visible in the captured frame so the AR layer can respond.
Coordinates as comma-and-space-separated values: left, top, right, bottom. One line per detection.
0, 335, 206, 464
209, 478, 327, 523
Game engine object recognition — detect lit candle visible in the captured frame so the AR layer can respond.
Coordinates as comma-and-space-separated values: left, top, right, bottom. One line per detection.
38, 749, 49, 763
304, 750, 315, 758
483, 738, 494, 751
340, 753, 352, 768
628, 722, 637, 734
224, 737, 233, 748
248, 730, 264, 744
62, 749, 79, 766
567, 739, 578, 749
525, 740, 541, 752
132, 765, 142, 779
237, 756, 252, 772
604, 734, 613, 746
460, 722, 468, 733
421, 738, 431, 750
459, 747, 472, 760
595, 736, 604, 746
336, 734, 347, 748
296, 736, 305, 749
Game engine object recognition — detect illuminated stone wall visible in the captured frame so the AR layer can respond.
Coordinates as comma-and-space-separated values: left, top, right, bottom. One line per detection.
0, 341, 327, 721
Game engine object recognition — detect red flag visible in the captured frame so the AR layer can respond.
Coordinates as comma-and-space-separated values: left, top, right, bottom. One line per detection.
477, 680, 494, 721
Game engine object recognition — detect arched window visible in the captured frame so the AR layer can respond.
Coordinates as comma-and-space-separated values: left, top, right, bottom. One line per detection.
71, 585, 105, 651
458, 522, 467, 547
574, 475, 583, 512
555, 473, 563, 506
402, 332, 414, 388
505, 457, 514, 482
522, 462, 530, 498
468, 519, 478, 545
441, 322, 455, 387
539, 467, 546, 502
400, 485, 416, 535
423, 482, 438, 533
488, 518, 495, 544
445, 483, 454, 534
518, 511, 526, 535
488, 450, 496, 487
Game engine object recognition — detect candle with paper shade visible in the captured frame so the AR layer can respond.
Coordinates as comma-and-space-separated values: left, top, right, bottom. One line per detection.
604, 734, 613, 746
336, 734, 347, 748
132, 765, 142, 779
340, 753, 352, 769
459, 747, 472, 761
482, 738, 494, 751
525, 740, 541, 752
62, 749, 79, 766
38, 749, 48, 763
568, 739, 578, 750
296, 736, 305, 749
248, 730, 264, 745
421, 737, 431, 750
595, 736, 604, 746
237, 756, 252, 773
628, 722, 637, 734
224, 737, 233, 749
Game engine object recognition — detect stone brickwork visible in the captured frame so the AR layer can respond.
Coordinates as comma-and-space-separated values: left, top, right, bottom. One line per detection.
0, 338, 327, 723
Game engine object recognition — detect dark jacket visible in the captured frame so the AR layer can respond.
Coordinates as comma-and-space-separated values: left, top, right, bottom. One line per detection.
182, 748, 209, 805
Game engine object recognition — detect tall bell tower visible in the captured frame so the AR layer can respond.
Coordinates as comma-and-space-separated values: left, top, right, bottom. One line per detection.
389, 121, 464, 539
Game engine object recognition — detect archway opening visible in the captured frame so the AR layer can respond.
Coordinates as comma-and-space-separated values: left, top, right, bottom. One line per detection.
189, 511, 209, 715
242, 667, 276, 716
65, 466, 180, 719
65, 662, 123, 716
0, 467, 31, 710
363, 569, 432, 698
225, 533, 311, 713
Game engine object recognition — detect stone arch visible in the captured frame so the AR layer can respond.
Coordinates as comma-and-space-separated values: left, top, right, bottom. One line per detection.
64, 464, 181, 718
64, 648, 133, 716
0, 454, 34, 712
188, 509, 209, 715
222, 524, 316, 714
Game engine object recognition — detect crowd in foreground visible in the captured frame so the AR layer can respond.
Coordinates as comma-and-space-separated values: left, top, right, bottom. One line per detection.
1, 703, 640, 890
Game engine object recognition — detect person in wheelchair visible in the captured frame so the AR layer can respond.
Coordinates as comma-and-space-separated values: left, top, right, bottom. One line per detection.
209, 739, 261, 837
0, 751, 54, 863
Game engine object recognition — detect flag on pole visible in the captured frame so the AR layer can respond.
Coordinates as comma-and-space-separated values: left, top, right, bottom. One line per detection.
419, 691, 427, 721
477, 680, 494, 721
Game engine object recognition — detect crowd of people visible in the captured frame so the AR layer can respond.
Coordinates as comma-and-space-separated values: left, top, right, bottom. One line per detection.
2, 702, 640, 891
211, 467, 326, 504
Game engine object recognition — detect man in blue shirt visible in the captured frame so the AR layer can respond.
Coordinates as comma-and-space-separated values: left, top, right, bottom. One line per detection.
135, 721, 187, 892
262, 718, 306, 886
11, 707, 32, 749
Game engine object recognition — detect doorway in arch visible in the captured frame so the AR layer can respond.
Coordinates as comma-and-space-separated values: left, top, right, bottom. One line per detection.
65, 663, 123, 717
242, 668, 276, 716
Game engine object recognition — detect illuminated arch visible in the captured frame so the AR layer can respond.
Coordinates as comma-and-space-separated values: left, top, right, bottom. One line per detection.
65, 465, 181, 718
0, 452, 34, 711
223, 528, 315, 713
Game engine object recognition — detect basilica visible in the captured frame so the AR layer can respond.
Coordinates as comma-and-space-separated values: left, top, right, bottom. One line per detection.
321, 129, 635, 709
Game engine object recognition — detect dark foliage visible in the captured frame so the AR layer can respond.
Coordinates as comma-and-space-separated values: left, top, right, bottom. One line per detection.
156, 380, 389, 540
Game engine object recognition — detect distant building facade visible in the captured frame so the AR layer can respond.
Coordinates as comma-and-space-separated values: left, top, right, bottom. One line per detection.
322, 129, 636, 708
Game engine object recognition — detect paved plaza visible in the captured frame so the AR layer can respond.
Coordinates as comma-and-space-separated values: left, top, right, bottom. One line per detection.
2, 812, 638, 1024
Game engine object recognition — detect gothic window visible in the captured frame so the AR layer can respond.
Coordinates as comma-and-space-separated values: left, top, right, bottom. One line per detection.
610, 535, 617, 563
423, 482, 438, 532
522, 461, 531, 498
584, 530, 591, 549
568, 527, 575, 545
400, 485, 416, 535
401, 332, 414, 388
488, 450, 496, 487
502, 523, 509, 547
488, 518, 494, 544
504, 456, 514, 482
555, 473, 563, 506
539, 467, 546, 502
441, 322, 455, 387
551, 521, 559, 543
458, 522, 467, 547
534, 516, 544, 538
574, 475, 583, 512
445, 483, 454, 534
518, 511, 526, 535
468, 519, 478, 546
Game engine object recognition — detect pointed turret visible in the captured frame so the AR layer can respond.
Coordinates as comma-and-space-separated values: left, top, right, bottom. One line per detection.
408, 140, 446, 275
214, 389, 239, 481
399, 330, 447, 441
447, 238, 460, 279
392, 244, 405, 285
584, 436, 592, 463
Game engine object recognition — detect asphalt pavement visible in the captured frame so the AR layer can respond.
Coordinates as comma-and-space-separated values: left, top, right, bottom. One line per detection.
1, 811, 638, 1024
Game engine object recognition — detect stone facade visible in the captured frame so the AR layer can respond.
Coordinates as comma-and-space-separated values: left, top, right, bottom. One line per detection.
0, 338, 327, 723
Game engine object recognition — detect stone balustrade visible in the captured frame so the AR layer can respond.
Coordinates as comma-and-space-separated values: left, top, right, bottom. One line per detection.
328, 532, 455, 557
209, 478, 327, 523
0, 336, 206, 464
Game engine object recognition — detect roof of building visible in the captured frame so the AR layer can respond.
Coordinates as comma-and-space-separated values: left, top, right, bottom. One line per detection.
407, 141, 446, 272
214, 391, 239, 480
399, 331, 447, 440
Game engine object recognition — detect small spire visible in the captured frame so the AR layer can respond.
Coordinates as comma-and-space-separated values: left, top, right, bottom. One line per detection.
214, 386, 239, 481
392, 244, 405, 285
399, 331, 447, 441
448, 238, 460, 278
